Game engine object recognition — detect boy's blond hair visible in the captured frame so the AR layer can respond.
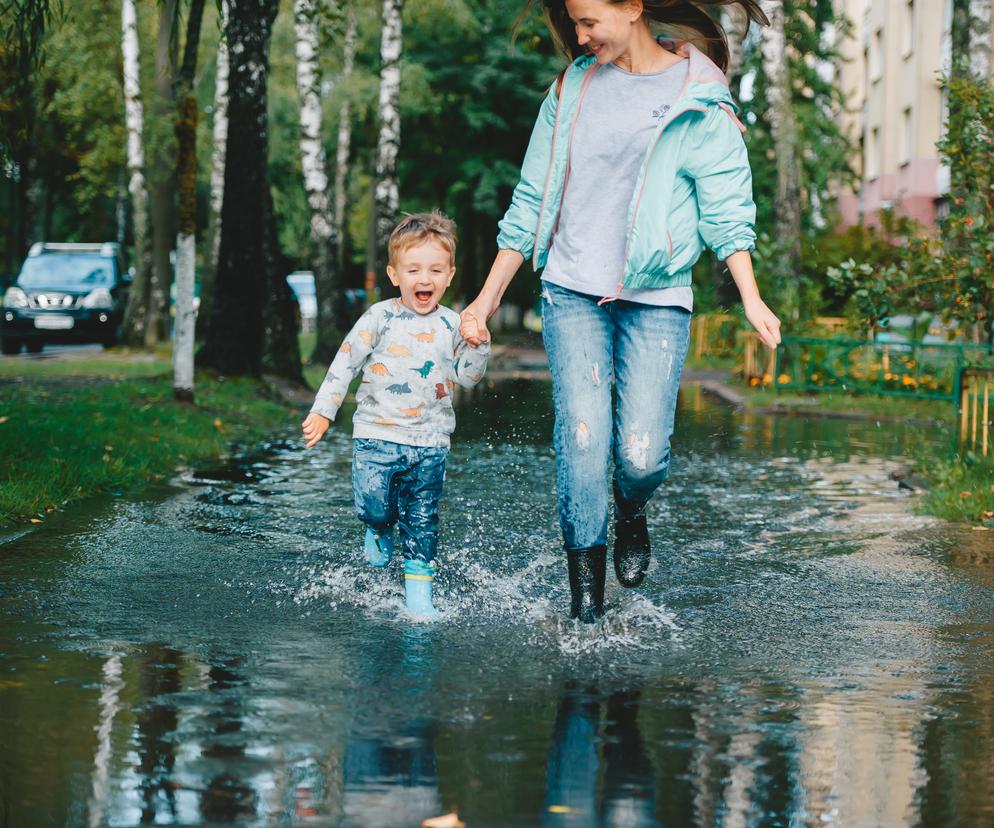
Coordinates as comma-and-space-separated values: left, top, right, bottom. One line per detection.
388, 211, 457, 266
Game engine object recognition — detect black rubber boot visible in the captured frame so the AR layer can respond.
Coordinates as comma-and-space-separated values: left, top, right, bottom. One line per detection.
566, 546, 606, 624
613, 483, 651, 588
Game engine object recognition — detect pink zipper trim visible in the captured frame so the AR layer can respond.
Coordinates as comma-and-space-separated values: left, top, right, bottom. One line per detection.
718, 101, 747, 133
600, 104, 706, 306
532, 63, 601, 269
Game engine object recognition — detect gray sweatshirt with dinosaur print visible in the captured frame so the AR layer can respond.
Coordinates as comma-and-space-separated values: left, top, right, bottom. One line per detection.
310, 298, 491, 448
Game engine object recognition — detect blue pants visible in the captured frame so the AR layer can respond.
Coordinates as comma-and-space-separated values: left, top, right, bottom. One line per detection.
352, 438, 447, 564
541, 281, 691, 550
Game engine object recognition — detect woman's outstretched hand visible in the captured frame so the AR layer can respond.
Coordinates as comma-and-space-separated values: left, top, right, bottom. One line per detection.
459, 300, 493, 347
743, 296, 782, 350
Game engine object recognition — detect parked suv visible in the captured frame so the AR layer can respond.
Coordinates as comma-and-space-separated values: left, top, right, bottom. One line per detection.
1, 242, 130, 354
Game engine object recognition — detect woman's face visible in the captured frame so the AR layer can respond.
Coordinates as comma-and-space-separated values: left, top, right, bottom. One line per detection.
563, 0, 640, 64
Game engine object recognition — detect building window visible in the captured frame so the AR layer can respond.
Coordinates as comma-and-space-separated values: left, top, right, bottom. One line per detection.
902, 0, 915, 57
870, 29, 883, 82
899, 107, 912, 165
867, 126, 880, 180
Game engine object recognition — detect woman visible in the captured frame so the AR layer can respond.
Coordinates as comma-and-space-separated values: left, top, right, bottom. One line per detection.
460, 0, 782, 623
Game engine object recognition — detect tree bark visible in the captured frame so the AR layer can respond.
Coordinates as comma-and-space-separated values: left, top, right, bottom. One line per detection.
760, 0, 801, 309
333, 7, 357, 280
722, 5, 750, 88
172, 0, 206, 402
146, 0, 178, 348
198, 0, 230, 338
968, 0, 992, 78
373, 0, 403, 295
293, 0, 343, 366
199, 0, 300, 380
120, 0, 152, 346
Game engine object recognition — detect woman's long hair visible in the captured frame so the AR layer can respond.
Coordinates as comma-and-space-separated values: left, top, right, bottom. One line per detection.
533, 0, 769, 72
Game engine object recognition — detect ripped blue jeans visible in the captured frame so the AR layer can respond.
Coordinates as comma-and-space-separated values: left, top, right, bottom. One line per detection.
352, 438, 447, 564
541, 280, 691, 550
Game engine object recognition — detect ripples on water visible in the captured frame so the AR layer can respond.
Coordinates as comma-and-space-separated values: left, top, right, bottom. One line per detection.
2, 381, 994, 827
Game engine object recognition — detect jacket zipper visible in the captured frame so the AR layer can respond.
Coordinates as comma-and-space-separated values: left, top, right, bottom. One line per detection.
600, 104, 706, 304
532, 64, 601, 269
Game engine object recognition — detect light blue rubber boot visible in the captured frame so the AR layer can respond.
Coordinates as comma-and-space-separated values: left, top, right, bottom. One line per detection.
404, 559, 440, 618
363, 527, 394, 568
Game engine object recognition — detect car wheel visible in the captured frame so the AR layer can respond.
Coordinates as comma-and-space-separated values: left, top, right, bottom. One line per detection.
1, 336, 22, 356
26, 340, 44, 354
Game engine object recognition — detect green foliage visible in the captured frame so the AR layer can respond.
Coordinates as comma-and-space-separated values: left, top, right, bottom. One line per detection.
740, 0, 856, 240
827, 76, 994, 339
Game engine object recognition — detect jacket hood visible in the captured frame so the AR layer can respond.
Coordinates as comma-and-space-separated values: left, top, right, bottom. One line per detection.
570, 38, 739, 110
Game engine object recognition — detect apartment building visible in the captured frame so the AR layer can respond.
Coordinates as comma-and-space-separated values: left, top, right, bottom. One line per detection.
834, 0, 993, 229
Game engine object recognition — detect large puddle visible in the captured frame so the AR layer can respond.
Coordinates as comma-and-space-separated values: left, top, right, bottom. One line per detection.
2, 381, 993, 826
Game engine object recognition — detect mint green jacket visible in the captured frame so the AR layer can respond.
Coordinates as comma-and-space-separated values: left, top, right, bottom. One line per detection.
497, 41, 757, 292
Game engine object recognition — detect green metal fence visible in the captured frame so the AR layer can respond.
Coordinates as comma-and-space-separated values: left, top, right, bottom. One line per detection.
773, 336, 994, 403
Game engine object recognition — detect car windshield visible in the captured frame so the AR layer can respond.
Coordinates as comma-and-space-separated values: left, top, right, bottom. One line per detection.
18, 254, 114, 289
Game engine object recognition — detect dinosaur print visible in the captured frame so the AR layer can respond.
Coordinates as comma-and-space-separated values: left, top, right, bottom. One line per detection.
412, 360, 434, 378
435, 383, 448, 399
340, 342, 351, 353
410, 329, 436, 343
369, 362, 392, 376
373, 416, 397, 426
399, 403, 425, 417
396, 310, 415, 320
331, 393, 343, 406
387, 343, 412, 357
439, 315, 454, 331
386, 382, 412, 395
357, 329, 373, 346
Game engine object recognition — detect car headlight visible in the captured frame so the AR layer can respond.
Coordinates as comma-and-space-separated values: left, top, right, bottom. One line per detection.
81, 288, 113, 309
3, 286, 28, 309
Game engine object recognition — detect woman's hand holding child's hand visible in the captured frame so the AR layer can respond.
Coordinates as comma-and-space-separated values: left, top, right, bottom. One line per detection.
459, 303, 492, 348
301, 412, 330, 448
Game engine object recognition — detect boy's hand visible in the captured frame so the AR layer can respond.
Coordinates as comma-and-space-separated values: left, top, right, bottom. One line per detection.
301, 412, 331, 448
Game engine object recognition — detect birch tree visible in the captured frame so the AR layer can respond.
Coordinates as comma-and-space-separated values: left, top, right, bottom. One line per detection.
120, 0, 151, 346
334, 6, 357, 278
198, 0, 230, 337
172, 0, 206, 402
968, 0, 992, 79
759, 0, 801, 310
293, 0, 343, 365
374, 0, 403, 294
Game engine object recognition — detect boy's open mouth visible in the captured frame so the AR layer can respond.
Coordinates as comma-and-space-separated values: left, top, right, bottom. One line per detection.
414, 290, 434, 303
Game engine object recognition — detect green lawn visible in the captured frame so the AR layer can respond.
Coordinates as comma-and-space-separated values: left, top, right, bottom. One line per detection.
0, 354, 296, 526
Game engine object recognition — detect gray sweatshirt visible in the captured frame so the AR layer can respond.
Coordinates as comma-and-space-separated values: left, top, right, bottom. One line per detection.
310, 298, 491, 448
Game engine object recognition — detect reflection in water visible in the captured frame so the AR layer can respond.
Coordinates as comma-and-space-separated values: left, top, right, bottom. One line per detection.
544, 684, 656, 827
3, 381, 994, 826
343, 628, 442, 827
135, 645, 182, 823
199, 658, 257, 823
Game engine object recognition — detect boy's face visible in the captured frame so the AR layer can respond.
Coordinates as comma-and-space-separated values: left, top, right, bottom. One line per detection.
387, 240, 455, 315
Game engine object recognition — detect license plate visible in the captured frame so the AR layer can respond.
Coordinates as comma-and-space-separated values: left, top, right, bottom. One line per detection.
34, 315, 74, 330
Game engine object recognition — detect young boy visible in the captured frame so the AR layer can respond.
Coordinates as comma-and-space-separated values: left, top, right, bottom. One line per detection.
301, 212, 490, 617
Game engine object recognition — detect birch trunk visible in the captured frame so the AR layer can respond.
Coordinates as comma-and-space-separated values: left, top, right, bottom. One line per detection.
722, 5, 750, 87
120, 0, 152, 346
968, 0, 992, 79
759, 0, 801, 307
294, 0, 342, 365
172, 0, 206, 402
198, 0, 230, 337
374, 0, 403, 294
334, 7, 357, 278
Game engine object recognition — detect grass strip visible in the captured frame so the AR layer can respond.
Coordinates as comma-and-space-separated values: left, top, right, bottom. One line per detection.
0, 361, 295, 526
